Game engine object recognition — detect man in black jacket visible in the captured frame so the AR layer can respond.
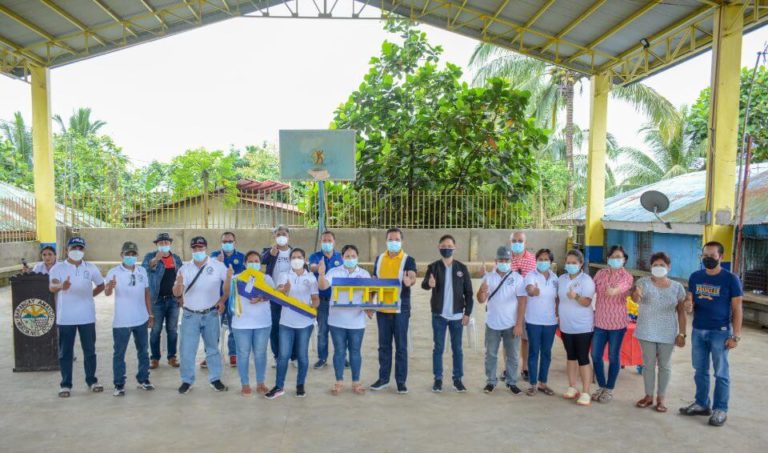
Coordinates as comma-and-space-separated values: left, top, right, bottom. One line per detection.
422, 234, 473, 393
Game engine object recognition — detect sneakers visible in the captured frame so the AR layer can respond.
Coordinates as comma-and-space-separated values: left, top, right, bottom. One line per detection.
200, 360, 208, 369
563, 386, 579, 399
576, 392, 592, 406
432, 379, 443, 393
397, 383, 408, 394
709, 410, 728, 427
265, 386, 285, 399
149, 359, 159, 370
506, 384, 522, 395
483, 384, 495, 394
370, 379, 390, 391
113, 386, 125, 397
313, 359, 327, 370
230, 356, 237, 367
679, 402, 713, 416
591, 388, 605, 401
137, 381, 155, 391
178, 382, 192, 394
597, 389, 613, 403
58, 387, 71, 398
296, 385, 307, 398
168, 357, 180, 368
210, 380, 228, 392
453, 380, 467, 393
88, 383, 104, 393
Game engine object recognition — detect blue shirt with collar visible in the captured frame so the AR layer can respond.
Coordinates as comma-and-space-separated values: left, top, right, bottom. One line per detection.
309, 249, 343, 299
210, 249, 246, 274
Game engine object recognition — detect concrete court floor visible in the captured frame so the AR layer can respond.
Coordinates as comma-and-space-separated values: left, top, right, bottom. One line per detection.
1, 282, 767, 453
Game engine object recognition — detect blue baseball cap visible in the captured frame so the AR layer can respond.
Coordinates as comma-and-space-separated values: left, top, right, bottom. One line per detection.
67, 236, 86, 249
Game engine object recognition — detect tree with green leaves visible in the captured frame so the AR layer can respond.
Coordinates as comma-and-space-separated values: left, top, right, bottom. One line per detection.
235, 143, 280, 181
0, 112, 33, 166
469, 45, 678, 210
54, 107, 107, 137
688, 65, 768, 162
167, 148, 239, 199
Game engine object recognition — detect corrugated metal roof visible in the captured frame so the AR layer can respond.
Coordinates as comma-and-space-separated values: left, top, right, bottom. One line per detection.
0, 181, 109, 231
554, 163, 768, 226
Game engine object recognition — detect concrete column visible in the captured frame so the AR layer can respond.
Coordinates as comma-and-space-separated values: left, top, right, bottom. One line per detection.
30, 65, 57, 248
584, 72, 611, 266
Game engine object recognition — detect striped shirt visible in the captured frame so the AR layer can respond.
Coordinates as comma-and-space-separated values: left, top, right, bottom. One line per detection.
511, 250, 536, 277
593, 268, 634, 330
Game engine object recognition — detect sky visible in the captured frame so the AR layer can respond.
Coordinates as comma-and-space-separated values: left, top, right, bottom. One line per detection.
1, 16, 767, 170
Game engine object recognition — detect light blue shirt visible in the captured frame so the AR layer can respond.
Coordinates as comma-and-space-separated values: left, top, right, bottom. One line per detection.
441, 265, 462, 321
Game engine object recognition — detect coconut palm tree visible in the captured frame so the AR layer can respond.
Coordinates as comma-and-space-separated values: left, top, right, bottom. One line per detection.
616, 105, 704, 191
470, 45, 679, 210
0, 112, 33, 166
53, 107, 106, 137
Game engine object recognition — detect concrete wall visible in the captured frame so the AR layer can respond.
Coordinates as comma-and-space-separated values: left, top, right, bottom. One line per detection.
0, 241, 39, 269
74, 227, 569, 266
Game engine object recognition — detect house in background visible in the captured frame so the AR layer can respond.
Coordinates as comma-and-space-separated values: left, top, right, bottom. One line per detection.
128, 179, 304, 229
553, 164, 768, 296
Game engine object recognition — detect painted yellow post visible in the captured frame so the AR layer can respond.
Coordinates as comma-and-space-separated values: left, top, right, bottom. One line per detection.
30, 65, 57, 247
703, 4, 743, 268
584, 72, 611, 264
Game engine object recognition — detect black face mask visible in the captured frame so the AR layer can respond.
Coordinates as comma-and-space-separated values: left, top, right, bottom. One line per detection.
439, 248, 454, 258
702, 256, 719, 270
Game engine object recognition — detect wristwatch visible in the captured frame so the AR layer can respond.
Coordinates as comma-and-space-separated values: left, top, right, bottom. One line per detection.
729, 335, 740, 342
677, 333, 686, 338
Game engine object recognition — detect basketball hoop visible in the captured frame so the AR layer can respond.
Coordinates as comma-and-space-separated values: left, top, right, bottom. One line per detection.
307, 168, 330, 181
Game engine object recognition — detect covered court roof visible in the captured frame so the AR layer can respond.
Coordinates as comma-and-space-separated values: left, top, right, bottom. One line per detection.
1, 1, 767, 85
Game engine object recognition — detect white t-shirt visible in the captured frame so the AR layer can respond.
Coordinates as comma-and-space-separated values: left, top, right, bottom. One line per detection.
231, 273, 275, 330
178, 258, 228, 311
524, 270, 559, 326
277, 270, 319, 329
326, 266, 371, 330
557, 272, 596, 334
271, 249, 292, 281
482, 271, 526, 330
49, 261, 105, 325
106, 265, 150, 328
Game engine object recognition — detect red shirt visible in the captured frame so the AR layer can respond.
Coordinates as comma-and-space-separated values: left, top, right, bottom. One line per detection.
511, 250, 536, 277
593, 268, 634, 330
161, 254, 176, 269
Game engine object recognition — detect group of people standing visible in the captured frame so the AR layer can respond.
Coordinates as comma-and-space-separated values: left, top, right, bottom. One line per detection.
35, 226, 743, 427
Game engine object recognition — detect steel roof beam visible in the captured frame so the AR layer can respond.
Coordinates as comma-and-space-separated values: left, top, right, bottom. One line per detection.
536, 0, 607, 56
92, 0, 139, 37
0, 4, 78, 55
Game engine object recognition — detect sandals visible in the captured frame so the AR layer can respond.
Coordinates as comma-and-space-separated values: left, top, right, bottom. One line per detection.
636, 396, 654, 408
352, 383, 365, 395
525, 386, 538, 396
537, 385, 555, 396
89, 383, 104, 393
331, 382, 344, 396
241, 385, 253, 397
655, 398, 668, 413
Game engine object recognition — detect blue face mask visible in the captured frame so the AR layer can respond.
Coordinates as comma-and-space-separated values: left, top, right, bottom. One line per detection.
192, 251, 207, 262
510, 242, 525, 254
321, 242, 334, 253
565, 263, 581, 275
123, 256, 137, 266
158, 245, 171, 254
247, 262, 261, 271
387, 241, 402, 253
608, 258, 624, 269
536, 261, 551, 272
344, 258, 358, 268
221, 243, 235, 253
496, 262, 511, 273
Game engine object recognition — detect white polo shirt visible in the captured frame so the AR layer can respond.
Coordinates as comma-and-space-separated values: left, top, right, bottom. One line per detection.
178, 258, 228, 311
32, 262, 56, 274
105, 265, 149, 328
326, 266, 371, 330
231, 273, 275, 330
482, 271, 526, 330
524, 270, 559, 326
557, 272, 596, 334
277, 270, 319, 329
49, 260, 104, 326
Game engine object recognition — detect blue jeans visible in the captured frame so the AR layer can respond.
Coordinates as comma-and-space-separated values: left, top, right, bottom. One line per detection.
113, 322, 150, 387
58, 323, 97, 389
316, 298, 330, 361
526, 323, 557, 385
591, 327, 627, 390
220, 310, 236, 358
432, 315, 463, 380
232, 327, 270, 386
150, 295, 179, 360
376, 311, 410, 384
692, 327, 731, 411
179, 310, 222, 385
330, 326, 364, 381
275, 324, 314, 389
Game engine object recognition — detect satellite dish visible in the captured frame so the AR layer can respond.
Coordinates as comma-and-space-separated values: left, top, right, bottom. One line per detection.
640, 190, 672, 229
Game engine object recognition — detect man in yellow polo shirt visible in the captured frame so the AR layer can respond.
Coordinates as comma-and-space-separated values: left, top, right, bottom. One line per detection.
370, 228, 417, 394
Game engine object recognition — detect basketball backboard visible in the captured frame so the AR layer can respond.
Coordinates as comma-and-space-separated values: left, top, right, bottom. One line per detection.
278, 129, 356, 181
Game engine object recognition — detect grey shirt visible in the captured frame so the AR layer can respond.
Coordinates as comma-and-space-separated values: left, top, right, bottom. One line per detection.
634, 277, 686, 344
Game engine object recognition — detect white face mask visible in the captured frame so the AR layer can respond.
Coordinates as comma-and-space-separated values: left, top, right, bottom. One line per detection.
68, 250, 84, 262
651, 266, 668, 278
290, 258, 305, 270
275, 236, 289, 247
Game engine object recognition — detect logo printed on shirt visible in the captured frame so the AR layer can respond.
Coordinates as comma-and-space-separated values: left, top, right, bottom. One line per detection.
695, 284, 720, 301
205, 266, 214, 275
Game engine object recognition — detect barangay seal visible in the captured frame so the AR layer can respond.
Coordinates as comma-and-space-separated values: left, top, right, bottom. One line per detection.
206, 266, 214, 275
14, 298, 55, 337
